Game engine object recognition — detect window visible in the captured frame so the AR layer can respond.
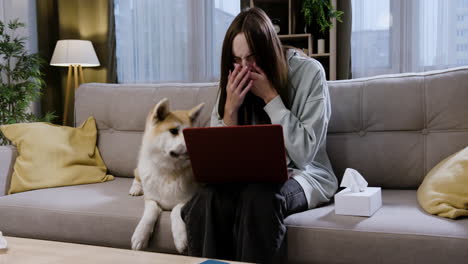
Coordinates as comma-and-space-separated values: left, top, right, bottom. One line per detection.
351, 0, 468, 78
351, 0, 392, 76
115, 0, 239, 83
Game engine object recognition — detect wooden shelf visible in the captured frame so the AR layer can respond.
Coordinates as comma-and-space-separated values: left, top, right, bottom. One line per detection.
278, 34, 311, 39
310, 53, 331, 57
278, 34, 312, 56
244, 0, 337, 80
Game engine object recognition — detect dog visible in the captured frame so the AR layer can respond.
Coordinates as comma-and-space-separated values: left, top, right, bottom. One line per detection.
129, 98, 204, 253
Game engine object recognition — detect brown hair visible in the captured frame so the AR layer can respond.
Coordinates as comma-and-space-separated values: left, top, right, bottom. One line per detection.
218, 7, 289, 124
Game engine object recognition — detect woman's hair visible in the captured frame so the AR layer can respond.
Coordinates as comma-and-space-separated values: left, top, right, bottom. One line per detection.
218, 7, 289, 123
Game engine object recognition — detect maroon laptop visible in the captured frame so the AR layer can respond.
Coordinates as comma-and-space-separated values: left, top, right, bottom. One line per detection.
183, 124, 289, 183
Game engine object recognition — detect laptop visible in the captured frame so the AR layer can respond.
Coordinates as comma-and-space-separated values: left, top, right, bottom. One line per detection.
183, 124, 289, 183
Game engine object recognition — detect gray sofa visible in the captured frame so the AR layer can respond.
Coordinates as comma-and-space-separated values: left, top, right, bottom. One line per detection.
1, 67, 468, 263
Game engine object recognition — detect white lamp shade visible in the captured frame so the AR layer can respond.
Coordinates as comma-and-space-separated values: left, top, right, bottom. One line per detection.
50, 40, 100, 67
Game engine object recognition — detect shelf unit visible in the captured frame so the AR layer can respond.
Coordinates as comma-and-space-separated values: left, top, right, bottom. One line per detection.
241, 0, 337, 80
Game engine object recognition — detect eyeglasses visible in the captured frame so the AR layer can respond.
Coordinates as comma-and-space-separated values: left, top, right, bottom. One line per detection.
233, 53, 256, 65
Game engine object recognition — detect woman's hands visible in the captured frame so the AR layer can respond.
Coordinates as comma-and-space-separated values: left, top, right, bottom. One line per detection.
223, 63, 253, 126
249, 62, 279, 104
223, 62, 279, 126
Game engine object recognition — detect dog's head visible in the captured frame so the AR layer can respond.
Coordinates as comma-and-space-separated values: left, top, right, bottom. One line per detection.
143, 98, 205, 161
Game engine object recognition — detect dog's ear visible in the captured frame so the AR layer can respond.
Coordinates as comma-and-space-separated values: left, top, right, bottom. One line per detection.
152, 98, 170, 123
188, 103, 205, 123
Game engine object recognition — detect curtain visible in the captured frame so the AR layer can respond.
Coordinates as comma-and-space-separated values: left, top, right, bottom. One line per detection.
337, 0, 352, 80
37, 0, 116, 125
351, 0, 468, 78
114, 0, 239, 83
107, 0, 117, 84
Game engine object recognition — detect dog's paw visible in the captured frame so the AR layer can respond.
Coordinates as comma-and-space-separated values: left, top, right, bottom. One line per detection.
131, 223, 152, 250
170, 204, 188, 253
129, 181, 144, 196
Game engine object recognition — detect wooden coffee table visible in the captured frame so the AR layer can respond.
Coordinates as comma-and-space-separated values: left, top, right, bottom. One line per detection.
0, 236, 250, 264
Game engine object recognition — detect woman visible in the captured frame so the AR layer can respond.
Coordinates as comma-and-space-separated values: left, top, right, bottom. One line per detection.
181, 7, 338, 264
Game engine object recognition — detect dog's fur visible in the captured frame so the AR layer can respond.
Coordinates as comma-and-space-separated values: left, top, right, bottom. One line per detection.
129, 98, 204, 252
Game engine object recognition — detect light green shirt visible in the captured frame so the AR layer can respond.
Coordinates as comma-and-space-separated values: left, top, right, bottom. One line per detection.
211, 49, 338, 209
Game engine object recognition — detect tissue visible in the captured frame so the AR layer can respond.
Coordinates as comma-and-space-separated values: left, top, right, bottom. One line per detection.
335, 168, 382, 216
340, 168, 368, 192
0, 231, 7, 249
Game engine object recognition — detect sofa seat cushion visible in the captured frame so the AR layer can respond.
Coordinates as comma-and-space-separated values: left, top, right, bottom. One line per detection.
285, 189, 468, 264
0, 177, 177, 253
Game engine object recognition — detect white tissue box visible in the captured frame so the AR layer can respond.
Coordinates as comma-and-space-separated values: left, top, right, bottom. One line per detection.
334, 187, 382, 217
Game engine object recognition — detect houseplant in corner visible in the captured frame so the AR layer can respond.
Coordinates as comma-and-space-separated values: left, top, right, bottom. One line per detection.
0, 19, 54, 145
302, 0, 343, 54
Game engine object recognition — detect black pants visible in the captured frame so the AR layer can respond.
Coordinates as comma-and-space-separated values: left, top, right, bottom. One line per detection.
181, 178, 308, 264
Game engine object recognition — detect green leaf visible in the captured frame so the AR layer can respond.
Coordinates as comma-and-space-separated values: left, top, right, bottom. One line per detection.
0, 18, 47, 145
301, 0, 344, 32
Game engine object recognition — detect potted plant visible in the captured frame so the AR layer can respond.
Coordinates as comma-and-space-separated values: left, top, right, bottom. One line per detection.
301, 0, 343, 53
0, 19, 54, 145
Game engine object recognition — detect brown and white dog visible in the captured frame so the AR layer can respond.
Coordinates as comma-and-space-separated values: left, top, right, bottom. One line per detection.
129, 98, 204, 252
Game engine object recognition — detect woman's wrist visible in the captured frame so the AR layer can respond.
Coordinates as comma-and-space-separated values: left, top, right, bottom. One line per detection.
263, 90, 279, 104
223, 107, 238, 126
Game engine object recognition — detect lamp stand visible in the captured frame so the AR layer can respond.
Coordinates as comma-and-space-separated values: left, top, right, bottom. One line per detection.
63, 65, 86, 125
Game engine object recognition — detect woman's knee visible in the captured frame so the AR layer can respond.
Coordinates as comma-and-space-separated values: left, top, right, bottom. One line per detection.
279, 179, 308, 215
240, 183, 285, 212
197, 185, 217, 200
182, 184, 239, 220
191, 184, 231, 203
182, 185, 216, 220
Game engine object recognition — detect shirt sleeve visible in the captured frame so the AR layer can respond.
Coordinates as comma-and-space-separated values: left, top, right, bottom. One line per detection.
210, 93, 227, 127
263, 70, 329, 170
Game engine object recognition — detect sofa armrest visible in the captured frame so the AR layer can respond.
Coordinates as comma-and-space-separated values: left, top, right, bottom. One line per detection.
0, 145, 17, 196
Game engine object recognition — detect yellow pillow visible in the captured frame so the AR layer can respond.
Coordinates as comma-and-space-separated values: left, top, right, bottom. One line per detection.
0, 116, 114, 194
417, 146, 468, 219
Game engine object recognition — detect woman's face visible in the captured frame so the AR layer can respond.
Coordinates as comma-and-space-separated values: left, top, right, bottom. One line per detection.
232, 33, 256, 68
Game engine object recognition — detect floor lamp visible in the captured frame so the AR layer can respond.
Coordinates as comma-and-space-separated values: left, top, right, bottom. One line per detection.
50, 40, 100, 125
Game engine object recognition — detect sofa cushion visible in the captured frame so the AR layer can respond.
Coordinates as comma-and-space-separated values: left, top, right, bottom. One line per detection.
75, 83, 219, 177
417, 146, 468, 219
327, 67, 468, 188
0, 117, 114, 195
0, 177, 177, 253
285, 189, 468, 264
